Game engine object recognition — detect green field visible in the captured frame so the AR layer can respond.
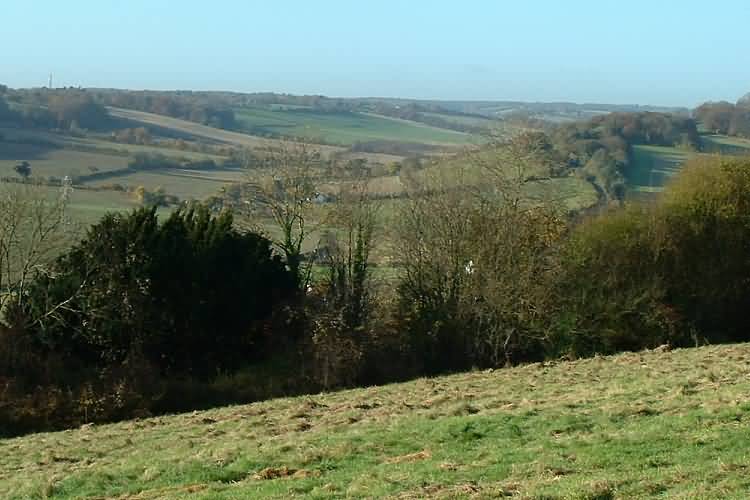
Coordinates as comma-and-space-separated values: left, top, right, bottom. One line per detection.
627, 136, 750, 196
527, 176, 600, 210
234, 107, 475, 146
0, 126, 242, 218
0, 128, 229, 187
18, 184, 139, 225
700, 134, 750, 155
627, 145, 693, 193
64, 190, 140, 223
2, 343, 749, 498
0, 146, 130, 179
0, 127, 226, 162
420, 111, 498, 128
88, 168, 246, 201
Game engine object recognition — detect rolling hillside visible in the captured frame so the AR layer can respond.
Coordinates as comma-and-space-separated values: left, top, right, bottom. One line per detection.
2, 343, 749, 498
108, 108, 342, 155
234, 107, 475, 146
627, 136, 750, 195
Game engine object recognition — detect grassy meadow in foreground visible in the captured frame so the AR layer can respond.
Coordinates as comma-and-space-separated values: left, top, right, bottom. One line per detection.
2, 343, 749, 499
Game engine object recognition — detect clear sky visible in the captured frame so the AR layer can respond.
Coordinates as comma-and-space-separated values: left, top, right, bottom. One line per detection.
2, 0, 748, 107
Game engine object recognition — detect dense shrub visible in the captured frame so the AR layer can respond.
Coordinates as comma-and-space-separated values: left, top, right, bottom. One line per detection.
548, 157, 750, 356
657, 157, 750, 341
546, 207, 686, 357
21, 205, 296, 377
393, 140, 567, 374
5, 148, 750, 436
396, 201, 565, 372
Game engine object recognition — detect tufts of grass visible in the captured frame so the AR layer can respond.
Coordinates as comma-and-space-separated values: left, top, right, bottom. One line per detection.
2, 344, 750, 498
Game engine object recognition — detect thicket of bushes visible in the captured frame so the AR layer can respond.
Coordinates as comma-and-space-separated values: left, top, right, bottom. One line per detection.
554, 157, 750, 353
0, 206, 297, 434
2, 153, 750, 437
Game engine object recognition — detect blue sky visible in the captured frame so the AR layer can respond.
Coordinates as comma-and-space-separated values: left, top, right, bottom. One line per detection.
2, 0, 749, 106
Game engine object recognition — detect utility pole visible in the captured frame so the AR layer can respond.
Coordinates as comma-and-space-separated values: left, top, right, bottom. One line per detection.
60, 175, 74, 225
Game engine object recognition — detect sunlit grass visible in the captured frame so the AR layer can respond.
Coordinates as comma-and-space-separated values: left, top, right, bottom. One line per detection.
2, 343, 749, 498
234, 107, 475, 146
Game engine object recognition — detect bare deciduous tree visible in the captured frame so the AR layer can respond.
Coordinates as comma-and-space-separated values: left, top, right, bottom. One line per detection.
312, 176, 381, 388
395, 134, 566, 369
0, 182, 77, 328
242, 142, 322, 290
325, 178, 380, 331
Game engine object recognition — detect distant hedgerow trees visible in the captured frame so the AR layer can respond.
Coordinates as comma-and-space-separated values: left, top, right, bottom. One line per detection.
96, 90, 236, 129
0, 90, 110, 130
694, 100, 750, 138
132, 185, 179, 207
0, 95, 16, 122
111, 127, 152, 145
14, 161, 31, 179
47, 92, 110, 130
549, 112, 700, 200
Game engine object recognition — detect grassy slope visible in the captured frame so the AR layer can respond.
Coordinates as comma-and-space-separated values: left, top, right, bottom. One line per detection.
0, 146, 131, 178
1, 128, 235, 220
234, 108, 475, 146
0, 127, 230, 184
627, 145, 692, 193
107, 107, 412, 165
628, 136, 750, 195
700, 134, 750, 155
25, 184, 139, 225
420, 111, 498, 128
3, 343, 749, 499
88, 168, 246, 200
108, 107, 343, 155
61, 189, 138, 223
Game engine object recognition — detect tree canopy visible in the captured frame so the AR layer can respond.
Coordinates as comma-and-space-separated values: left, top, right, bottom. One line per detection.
547, 112, 699, 200
22, 206, 296, 376
695, 101, 750, 138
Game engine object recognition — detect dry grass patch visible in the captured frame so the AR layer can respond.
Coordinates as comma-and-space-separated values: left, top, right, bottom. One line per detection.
2, 344, 750, 498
